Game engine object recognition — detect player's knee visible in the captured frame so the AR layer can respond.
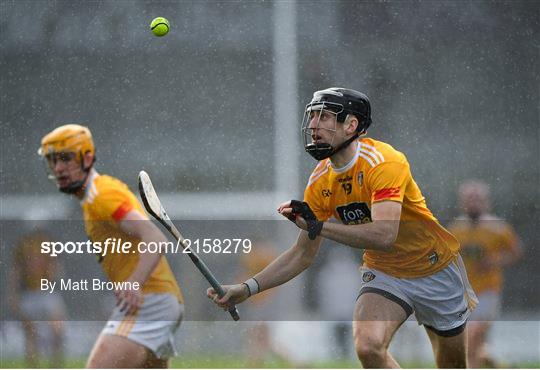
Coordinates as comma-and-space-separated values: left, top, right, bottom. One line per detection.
354, 335, 386, 363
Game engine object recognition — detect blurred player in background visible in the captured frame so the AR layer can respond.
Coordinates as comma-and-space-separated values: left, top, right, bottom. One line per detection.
315, 245, 361, 360
39, 124, 184, 368
7, 226, 66, 368
448, 180, 522, 368
238, 242, 295, 368
209, 88, 477, 368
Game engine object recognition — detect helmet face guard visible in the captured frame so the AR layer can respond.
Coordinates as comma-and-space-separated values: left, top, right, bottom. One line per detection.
41, 150, 89, 194
301, 88, 373, 161
301, 102, 341, 161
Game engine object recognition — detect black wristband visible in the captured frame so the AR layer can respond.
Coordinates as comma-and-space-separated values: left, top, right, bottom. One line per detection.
307, 220, 323, 240
289, 200, 323, 240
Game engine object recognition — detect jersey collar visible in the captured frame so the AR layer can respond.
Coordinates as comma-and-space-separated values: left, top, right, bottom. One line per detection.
80, 169, 100, 204
330, 140, 360, 173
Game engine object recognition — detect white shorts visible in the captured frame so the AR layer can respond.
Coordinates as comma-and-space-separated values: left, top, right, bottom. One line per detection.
102, 293, 183, 359
20, 291, 67, 321
469, 290, 501, 321
358, 256, 478, 336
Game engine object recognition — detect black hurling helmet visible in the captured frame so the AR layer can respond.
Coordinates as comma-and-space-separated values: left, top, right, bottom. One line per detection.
302, 87, 372, 161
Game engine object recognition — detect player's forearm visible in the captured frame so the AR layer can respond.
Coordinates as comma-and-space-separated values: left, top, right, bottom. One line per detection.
128, 246, 162, 285
119, 212, 170, 285
128, 228, 168, 285
254, 243, 315, 293
320, 220, 398, 251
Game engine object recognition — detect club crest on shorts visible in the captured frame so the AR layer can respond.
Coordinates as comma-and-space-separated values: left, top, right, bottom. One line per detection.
362, 271, 376, 282
428, 251, 439, 265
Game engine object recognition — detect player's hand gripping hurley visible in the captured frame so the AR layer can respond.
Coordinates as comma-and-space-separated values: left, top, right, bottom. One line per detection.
138, 170, 240, 321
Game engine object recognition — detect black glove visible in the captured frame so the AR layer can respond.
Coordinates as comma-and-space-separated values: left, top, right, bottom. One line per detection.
288, 200, 323, 240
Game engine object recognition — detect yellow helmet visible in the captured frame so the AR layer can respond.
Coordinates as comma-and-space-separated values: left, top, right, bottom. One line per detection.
38, 124, 95, 193
38, 124, 95, 160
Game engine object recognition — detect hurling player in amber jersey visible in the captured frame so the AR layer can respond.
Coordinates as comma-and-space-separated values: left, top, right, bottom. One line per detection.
39, 124, 183, 368
8, 229, 66, 368
448, 180, 521, 368
208, 88, 478, 368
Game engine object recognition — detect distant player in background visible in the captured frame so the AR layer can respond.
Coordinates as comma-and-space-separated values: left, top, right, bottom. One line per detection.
7, 227, 66, 368
315, 245, 361, 360
39, 124, 184, 368
448, 180, 522, 368
209, 88, 478, 368
238, 242, 294, 368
